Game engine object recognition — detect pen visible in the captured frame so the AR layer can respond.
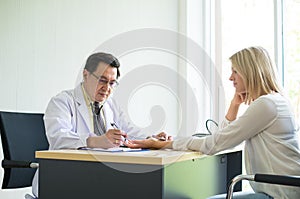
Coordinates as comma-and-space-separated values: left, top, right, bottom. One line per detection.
110, 122, 119, 129
110, 123, 127, 147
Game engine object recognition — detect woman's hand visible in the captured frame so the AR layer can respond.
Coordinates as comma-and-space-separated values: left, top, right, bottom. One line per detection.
232, 91, 247, 106
225, 91, 247, 122
149, 132, 173, 141
125, 138, 173, 149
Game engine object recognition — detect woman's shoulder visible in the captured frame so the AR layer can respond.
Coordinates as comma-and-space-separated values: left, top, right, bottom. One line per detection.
253, 93, 287, 112
257, 92, 285, 104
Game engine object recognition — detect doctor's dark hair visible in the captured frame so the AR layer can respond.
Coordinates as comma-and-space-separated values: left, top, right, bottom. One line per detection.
84, 52, 121, 79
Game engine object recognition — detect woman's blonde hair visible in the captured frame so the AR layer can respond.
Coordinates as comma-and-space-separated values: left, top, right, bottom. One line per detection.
229, 46, 282, 104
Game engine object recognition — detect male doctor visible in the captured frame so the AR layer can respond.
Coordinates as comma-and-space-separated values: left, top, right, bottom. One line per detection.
31, 52, 170, 198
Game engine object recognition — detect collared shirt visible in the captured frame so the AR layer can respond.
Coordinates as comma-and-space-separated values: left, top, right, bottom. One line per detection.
81, 83, 94, 129
81, 83, 106, 132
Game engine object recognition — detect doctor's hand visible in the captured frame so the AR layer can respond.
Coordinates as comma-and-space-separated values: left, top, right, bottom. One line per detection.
105, 129, 127, 146
86, 130, 127, 149
125, 137, 173, 149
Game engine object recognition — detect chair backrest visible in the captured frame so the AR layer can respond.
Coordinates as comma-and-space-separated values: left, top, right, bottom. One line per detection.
0, 111, 49, 189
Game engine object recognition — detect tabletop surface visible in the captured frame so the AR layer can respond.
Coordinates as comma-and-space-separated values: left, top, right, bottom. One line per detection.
36, 149, 205, 165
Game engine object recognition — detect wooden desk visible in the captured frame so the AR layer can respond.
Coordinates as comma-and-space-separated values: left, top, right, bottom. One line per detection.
36, 149, 242, 199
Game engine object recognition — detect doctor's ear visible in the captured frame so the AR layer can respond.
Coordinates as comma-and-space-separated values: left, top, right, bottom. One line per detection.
83, 69, 88, 80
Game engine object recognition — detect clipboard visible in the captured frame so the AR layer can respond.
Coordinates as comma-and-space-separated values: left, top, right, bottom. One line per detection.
77, 147, 145, 152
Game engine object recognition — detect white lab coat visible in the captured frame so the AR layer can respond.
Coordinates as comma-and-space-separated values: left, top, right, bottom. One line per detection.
44, 83, 145, 149
32, 83, 145, 197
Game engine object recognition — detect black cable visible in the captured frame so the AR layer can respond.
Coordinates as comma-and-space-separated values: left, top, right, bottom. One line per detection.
205, 119, 218, 135
192, 119, 218, 137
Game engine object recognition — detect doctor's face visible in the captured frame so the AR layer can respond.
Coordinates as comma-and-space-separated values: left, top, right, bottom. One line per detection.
83, 62, 118, 102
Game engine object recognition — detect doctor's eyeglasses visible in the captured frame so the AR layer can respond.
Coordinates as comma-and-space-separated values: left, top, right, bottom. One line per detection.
91, 72, 119, 89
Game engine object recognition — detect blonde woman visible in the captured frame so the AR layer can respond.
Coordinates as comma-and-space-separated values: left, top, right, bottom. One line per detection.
127, 46, 300, 199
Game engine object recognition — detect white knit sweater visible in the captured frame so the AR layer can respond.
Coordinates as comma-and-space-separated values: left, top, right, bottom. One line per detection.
173, 93, 300, 199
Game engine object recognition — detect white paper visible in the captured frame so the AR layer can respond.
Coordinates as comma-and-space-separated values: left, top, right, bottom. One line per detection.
78, 147, 143, 152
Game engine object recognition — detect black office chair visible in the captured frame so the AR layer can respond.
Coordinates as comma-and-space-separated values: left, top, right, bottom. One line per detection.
0, 111, 49, 190
226, 173, 300, 199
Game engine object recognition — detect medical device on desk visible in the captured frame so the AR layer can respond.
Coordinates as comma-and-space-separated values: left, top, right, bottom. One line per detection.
192, 119, 218, 137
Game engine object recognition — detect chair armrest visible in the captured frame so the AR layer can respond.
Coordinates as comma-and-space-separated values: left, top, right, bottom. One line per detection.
226, 174, 300, 199
226, 175, 254, 199
255, 173, 300, 187
2, 159, 39, 169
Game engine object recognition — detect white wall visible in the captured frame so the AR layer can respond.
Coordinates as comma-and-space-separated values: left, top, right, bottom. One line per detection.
0, 0, 180, 197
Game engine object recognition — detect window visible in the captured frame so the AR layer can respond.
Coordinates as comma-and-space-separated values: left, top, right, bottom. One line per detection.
283, 0, 300, 122
219, 0, 276, 114
219, 0, 300, 128
218, 0, 278, 191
